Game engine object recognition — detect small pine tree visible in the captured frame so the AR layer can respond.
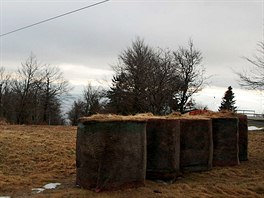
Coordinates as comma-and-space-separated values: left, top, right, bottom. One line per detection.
219, 86, 237, 112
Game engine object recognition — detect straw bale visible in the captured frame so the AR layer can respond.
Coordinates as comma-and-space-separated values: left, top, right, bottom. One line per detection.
238, 115, 248, 161
76, 120, 147, 191
183, 111, 248, 163
146, 118, 181, 181
212, 117, 239, 166
180, 118, 213, 172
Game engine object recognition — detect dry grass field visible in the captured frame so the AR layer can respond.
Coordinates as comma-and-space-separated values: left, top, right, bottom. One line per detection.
0, 124, 263, 198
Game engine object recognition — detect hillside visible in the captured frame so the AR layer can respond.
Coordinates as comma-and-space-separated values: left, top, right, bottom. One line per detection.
0, 125, 263, 197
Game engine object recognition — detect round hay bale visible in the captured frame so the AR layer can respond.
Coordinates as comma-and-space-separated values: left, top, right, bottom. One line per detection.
76, 115, 147, 191
146, 118, 180, 181
212, 117, 239, 166
180, 118, 213, 172
238, 114, 248, 161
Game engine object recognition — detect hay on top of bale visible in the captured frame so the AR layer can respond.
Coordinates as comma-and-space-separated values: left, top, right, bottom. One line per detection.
186, 109, 212, 116
78, 114, 149, 123
167, 111, 182, 117
78, 113, 184, 124
182, 110, 239, 119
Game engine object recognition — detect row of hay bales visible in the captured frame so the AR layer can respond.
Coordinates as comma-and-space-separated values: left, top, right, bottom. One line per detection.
76, 112, 248, 192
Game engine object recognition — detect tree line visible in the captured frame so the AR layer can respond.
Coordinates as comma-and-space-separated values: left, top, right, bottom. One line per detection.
0, 54, 71, 125
1, 39, 262, 125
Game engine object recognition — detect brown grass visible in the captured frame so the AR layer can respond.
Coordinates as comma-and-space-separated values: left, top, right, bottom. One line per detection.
0, 125, 263, 197
0, 117, 8, 125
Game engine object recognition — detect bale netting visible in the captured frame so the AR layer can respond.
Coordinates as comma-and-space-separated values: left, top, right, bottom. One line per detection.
146, 118, 180, 181
179, 118, 213, 172
76, 115, 147, 192
212, 117, 239, 166
237, 114, 248, 161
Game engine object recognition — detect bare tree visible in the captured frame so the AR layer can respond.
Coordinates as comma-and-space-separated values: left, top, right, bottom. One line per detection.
11, 54, 42, 124
107, 38, 207, 115
40, 65, 71, 124
237, 42, 264, 90
67, 83, 103, 125
67, 99, 86, 126
0, 67, 11, 118
83, 83, 102, 116
107, 38, 183, 115
8, 54, 71, 125
118, 38, 156, 113
172, 39, 206, 113
144, 48, 181, 114
108, 38, 156, 114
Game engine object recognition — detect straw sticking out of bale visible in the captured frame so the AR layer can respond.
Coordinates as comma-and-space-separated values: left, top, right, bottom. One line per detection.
78, 114, 149, 123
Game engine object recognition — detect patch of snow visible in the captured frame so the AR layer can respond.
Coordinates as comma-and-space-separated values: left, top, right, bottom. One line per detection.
32, 182, 61, 194
32, 188, 45, 194
43, 183, 61, 189
248, 126, 263, 131
0, 196, 11, 198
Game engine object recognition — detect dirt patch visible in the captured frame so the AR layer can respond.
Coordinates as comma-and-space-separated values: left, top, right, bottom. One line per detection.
0, 125, 263, 197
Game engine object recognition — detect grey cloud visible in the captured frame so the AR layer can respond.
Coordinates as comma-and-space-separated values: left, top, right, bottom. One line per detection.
1, 1, 262, 87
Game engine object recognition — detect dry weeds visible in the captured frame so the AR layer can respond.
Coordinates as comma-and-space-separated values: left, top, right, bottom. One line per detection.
0, 125, 263, 198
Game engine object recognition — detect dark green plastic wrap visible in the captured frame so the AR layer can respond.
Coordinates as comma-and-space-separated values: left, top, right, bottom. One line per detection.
146, 118, 180, 181
180, 118, 213, 172
212, 118, 239, 166
76, 119, 147, 191
238, 115, 248, 161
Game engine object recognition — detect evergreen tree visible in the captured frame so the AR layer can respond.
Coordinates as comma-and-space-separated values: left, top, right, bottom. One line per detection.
219, 86, 237, 112
107, 72, 135, 115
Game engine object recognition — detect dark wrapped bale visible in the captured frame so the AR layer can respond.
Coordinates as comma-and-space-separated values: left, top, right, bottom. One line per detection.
76, 115, 147, 191
146, 118, 180, 181
238, 115, 248, 161
180, 118, 213, 172
212, 117, 239, 166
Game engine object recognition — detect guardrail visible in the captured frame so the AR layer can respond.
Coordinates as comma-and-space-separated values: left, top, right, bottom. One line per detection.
237, 110, 264, 118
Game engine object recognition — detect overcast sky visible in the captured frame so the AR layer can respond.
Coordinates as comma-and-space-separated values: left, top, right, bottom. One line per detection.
0, 0, 263, 112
